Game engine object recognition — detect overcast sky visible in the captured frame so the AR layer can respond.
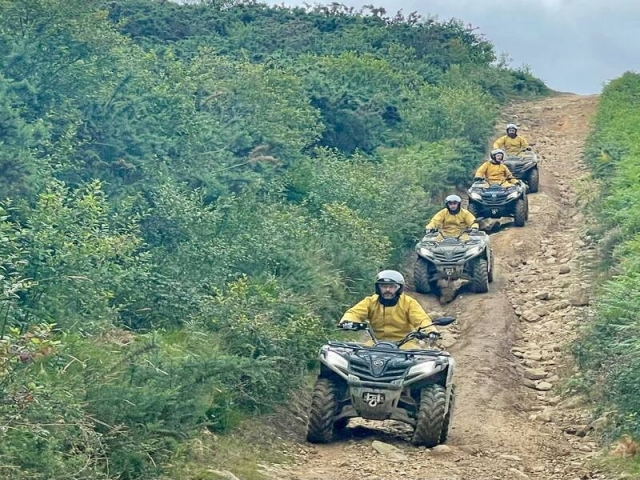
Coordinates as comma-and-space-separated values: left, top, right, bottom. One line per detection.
265, 0, 640, 94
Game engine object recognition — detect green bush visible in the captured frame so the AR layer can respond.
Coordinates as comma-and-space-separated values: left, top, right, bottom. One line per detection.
574, 72, 640, 439
0, 0, 548, 477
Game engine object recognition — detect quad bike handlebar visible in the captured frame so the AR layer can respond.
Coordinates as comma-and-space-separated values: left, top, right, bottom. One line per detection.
337, 317, 455, 348
338, 321, 368, 332
510, 145, 535, 156
424, 227, 479, 239
472, 177, 519, 188
396, 329, 441, 348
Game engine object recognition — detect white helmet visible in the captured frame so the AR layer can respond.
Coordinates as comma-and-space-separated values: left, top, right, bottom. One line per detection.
375, 270, 405, 286
445, 194, 462, 214
506, 123, 518, 131
375, 270, 405, 306
490, 148, 505, 163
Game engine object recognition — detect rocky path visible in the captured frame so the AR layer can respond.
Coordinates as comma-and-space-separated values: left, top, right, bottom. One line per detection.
266, 94, 605, 480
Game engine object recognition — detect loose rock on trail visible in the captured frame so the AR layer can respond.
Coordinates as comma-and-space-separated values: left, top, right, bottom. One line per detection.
266, 94, 609, 480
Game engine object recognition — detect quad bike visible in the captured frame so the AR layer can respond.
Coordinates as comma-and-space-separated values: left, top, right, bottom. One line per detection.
467, 178, 529, 227
504, 145, 539, 193
306, 317, 457, 447
414, 228, 494, 295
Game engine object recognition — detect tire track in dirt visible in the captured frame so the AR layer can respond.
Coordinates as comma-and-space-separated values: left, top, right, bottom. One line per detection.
267, 94, 607, 480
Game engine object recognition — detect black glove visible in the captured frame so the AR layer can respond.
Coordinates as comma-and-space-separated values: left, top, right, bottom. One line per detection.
417, 331, 440, 340
473, 176, 484, 182
339, 322, 363, 331
426, 228, 438, 234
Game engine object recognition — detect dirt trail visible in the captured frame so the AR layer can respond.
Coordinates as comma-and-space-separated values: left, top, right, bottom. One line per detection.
267, 94, 605, 480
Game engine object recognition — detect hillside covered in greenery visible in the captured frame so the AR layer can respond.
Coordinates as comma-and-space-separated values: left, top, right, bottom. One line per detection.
0, 0, 546, 477
574, 72, 640, 453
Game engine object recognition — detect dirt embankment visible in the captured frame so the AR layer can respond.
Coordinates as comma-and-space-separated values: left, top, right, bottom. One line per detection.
264, 94, 607, 480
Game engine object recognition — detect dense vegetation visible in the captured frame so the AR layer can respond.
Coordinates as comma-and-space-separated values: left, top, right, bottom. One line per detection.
0, 0, 547, 477
574, 72, 640, 443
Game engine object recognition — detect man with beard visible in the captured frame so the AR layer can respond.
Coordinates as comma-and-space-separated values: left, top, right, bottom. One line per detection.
425, 194, 479, 238
475, 149, 518, 186
338, 270, 437, 349
493, 123, 530, 156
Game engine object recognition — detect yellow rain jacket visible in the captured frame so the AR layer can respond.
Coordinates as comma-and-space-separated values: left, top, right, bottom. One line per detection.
492, 135, 529, 156
426, 208, 478, 237
475, 162, 516, 185
340, 294, 435, 348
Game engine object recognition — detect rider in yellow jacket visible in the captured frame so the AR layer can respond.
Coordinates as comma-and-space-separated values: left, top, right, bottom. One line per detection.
426, 194, 479, 237
493, 123, 529, 156
475, 149, 517, 185
339, 270, 436, 349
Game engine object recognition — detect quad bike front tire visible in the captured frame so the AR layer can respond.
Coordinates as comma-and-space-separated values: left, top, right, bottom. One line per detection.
514, 198, 527, 227
411, 384, 447, 447
471, 258, 489, 293
430, 279, 441, 297
307, 378, 340, 443
440, 385, 456, 444
467, 202, 479, 218
333, 417, 349, 432
528, 168, 540, 193
414, 258, 431, 294
488, 249, 495, 283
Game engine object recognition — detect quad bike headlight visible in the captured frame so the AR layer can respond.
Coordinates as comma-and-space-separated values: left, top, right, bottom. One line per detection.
407, 360, 442, 377
469, 192, 482, 201
419, 248, 434, 258
507, 191, 520, 200
464, 246, 483, 257
324, 350, 349, 371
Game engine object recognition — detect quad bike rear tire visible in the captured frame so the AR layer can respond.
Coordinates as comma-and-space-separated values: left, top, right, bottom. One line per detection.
528, 168, 540, 193
471, 258, 489, 293
414, 258, 431, 294
411, 384, 447, 447
307, 378, 340, 443
514, 198, 527, 227
440, 385, 456, 444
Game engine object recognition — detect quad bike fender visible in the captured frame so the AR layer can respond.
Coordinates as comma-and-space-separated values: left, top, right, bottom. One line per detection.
416, 250, 435, 263
404, 361, 455, 414
505, 159, 537, 173
403, 359, 448, 388
520, 160, 537, 172
319, 352, 350, 382
444, 357, 456, 414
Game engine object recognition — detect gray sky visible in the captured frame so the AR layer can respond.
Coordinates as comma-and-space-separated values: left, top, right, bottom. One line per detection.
266, 0, 640, 94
